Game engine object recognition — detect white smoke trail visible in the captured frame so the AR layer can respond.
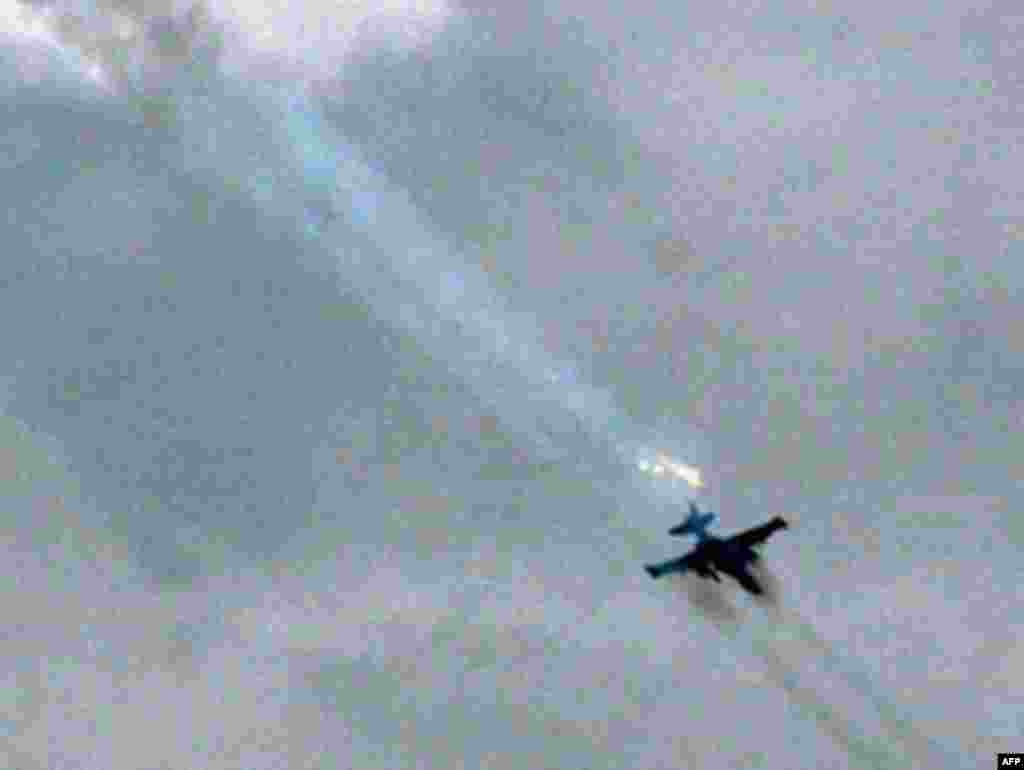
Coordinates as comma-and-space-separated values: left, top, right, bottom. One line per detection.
6, 0, 707, 507
181, 74, 709, 511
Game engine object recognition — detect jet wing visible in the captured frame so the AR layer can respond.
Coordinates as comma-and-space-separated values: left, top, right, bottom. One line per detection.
726, 516, 788, 550
644, 551, 699, 579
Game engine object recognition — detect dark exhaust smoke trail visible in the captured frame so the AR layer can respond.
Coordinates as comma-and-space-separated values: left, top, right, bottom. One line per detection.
759, 603, 970, 769
682, 564, 968, 769
664, 572, 891, 768
690, 599, 905, 770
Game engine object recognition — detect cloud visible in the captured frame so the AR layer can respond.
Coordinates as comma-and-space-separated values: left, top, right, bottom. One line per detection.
4, 0, 455, 92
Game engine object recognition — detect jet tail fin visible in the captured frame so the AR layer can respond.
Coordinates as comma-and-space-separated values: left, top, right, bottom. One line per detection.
669, 503, 715, 538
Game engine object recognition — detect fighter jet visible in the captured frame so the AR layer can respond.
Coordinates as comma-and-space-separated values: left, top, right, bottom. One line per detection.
644, 502, 788, 595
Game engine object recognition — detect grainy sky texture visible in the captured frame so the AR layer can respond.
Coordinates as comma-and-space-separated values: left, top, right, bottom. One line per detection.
1, 1, 1021, 768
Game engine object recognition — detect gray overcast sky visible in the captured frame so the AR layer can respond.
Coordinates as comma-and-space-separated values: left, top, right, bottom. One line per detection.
1, 0, 1021, 767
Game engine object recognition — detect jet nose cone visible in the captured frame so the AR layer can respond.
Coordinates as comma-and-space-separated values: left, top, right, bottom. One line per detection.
668, 524, 686, 535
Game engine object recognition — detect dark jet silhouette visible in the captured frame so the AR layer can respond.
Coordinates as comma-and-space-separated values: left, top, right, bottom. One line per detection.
644, 502, 788, 595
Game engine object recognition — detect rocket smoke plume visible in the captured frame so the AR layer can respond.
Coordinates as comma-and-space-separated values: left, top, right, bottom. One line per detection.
5, 0, 707, 501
